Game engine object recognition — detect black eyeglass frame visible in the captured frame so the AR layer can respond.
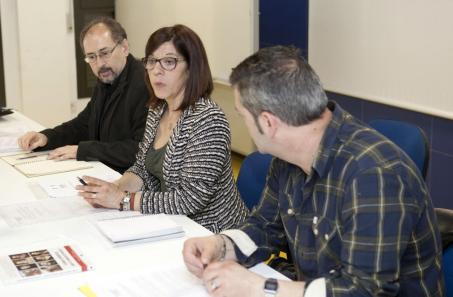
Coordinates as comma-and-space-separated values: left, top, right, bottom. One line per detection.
141, 56, 185, 71
84, 41, 122, 64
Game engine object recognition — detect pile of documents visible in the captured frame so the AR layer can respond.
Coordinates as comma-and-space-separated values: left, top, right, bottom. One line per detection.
96, 214, 185, 246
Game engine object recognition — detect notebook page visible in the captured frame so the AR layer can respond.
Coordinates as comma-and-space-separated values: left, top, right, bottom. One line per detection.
14, 159, 93, 177
1, 151, 49, 165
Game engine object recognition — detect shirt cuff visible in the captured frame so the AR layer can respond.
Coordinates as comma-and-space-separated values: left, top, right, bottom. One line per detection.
221, 229, 258, 257
304, 277, 326, 297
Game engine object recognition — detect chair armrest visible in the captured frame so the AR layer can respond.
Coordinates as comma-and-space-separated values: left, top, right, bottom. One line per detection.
435, 208, 453, 250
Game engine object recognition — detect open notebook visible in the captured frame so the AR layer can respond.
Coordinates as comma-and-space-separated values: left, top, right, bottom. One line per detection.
1, 151, 92, 177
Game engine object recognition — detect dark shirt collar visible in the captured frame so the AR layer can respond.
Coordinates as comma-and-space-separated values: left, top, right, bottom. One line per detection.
311, 101, 351, 178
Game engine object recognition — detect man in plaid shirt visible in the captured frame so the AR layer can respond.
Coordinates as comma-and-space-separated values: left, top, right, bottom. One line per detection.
183, 46, 443, 297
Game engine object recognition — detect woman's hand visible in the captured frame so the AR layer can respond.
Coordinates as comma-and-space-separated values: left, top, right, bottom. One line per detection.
76, 175, 125, 209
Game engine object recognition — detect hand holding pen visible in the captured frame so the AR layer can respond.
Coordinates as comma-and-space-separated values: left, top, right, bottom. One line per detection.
76, 176, 126, 209
77, 176, 97, 194
77, 176, 88, 186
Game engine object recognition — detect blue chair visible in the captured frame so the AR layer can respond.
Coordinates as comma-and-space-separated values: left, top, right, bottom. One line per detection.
236, 151, 273, 210
444, 245, 453, 297
368, 119, 430, 179
436, 208, 453, 297
369, 120, 453, 294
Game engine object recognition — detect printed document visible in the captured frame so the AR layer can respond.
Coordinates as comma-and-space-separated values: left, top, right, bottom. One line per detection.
80, 265, 208, 297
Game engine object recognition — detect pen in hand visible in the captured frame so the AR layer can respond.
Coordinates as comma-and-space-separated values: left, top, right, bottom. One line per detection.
77, 176, 88, 186
77, 177, 97, 194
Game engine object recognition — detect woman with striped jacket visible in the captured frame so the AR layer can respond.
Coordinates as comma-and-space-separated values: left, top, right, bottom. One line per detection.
77, 24, 248, 233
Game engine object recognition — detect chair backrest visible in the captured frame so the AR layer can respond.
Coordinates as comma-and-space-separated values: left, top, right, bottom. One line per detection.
444, 245, 453, 297
368, 119, 430, 179
236, 151, 273, 210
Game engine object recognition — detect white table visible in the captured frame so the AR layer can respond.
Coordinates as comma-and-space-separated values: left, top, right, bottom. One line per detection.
0, 112, 284, 296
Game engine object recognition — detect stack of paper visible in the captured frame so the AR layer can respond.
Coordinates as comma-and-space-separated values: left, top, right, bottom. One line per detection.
96, 214, 185, 246
0, 124, 26, 154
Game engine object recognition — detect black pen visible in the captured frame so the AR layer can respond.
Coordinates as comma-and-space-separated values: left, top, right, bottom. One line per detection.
77, 176, 88, 186
77, 177, 96, 194
17, 155, 39, 160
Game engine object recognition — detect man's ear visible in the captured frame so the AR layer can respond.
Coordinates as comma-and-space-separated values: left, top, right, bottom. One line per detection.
259, 111, 279, 137
121, 39, 130, 55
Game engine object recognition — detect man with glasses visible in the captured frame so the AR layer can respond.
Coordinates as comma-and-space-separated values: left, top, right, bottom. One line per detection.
18, 17, 148, 173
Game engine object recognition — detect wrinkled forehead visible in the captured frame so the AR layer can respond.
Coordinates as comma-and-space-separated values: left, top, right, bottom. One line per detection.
82, 25, 115, 54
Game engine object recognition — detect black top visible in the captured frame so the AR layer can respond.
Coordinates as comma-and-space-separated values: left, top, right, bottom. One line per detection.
39, 54, 149, 173
145, 144, 167, 192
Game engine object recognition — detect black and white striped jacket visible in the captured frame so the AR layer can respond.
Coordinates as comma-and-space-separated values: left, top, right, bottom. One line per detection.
128, 97, 248, 233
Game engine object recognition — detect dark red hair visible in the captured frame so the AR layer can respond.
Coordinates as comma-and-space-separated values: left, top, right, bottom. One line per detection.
144, 24, 213, 110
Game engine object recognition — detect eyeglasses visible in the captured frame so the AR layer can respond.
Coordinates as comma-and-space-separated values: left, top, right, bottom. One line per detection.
84, 42, 121, 64
141, 56, 184, 71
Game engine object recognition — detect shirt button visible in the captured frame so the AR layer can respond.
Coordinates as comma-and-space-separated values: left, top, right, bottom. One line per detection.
287, 208, 295, 215
313, 228, 319, 236
329, 269, 336, 275
324, 234, 329, 240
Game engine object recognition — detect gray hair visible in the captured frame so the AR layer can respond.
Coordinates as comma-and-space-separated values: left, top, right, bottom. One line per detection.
79, 17, 127, 50
229, 46, 328, 126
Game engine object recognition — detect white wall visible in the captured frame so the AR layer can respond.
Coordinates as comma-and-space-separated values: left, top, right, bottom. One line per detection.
116, 0, 258, 82
212, 82, 256, 155
1, 0, 78, 128
309, 0, 453, 119
0, 0, 22, 111
0, 0, 256, 154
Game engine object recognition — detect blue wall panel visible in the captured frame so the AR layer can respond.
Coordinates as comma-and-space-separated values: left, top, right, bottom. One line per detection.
259, 1, 452, 209
259, 0, 309, 58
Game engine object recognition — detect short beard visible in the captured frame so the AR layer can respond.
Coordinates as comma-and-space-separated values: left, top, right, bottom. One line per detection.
98, 66, 117, 84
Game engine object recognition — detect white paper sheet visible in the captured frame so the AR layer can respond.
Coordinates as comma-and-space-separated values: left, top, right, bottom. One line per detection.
0, 122, 28, 154
0, 136, 22, 153
79, 263, 290, 297
38, 179, 79, 198
96, 214, 184, 244
81, 265, 209, 297
38, 172, 122, 199
0, 198, 104, 227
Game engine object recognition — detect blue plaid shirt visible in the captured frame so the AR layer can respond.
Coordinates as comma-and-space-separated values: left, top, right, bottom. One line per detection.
235, 102, 444, 296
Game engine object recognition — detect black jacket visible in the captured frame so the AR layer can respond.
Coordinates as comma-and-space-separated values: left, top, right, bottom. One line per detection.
40, 54, 148, 173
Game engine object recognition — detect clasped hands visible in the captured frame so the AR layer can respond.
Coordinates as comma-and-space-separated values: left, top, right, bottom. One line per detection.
183, 236, 264, 297
76, 176, 125, 209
